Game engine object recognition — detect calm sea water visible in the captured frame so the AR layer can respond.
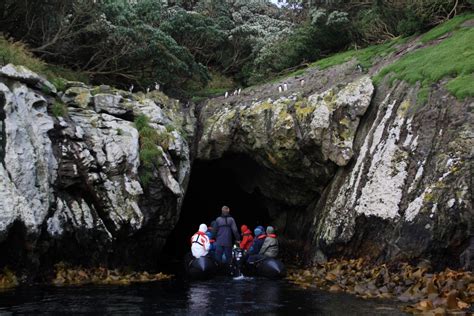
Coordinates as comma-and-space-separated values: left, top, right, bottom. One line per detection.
0, 276, 406, 315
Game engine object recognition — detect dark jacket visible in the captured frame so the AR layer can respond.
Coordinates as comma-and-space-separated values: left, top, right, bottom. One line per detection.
214, 214, 239, 247
248, 234, 266, 255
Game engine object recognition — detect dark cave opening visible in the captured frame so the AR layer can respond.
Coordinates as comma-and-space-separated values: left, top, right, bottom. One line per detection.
163, 154, 273, 259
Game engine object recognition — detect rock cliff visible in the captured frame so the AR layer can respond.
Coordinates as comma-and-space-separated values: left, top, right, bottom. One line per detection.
0, 32, 472, 274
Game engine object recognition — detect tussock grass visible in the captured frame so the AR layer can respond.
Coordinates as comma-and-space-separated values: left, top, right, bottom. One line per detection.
313, 37, 407, 71
0, 35, 87, 88
420, 13, 474, 43
375, 25, 474, 100
51, 101, 68, 117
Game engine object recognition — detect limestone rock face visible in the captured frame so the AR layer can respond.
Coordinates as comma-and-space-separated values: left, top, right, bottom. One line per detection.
0, 81, 57, 239
310, 81, 473, 268
197, 76, 374, 221
0, 61, 471, 271
0, 64, 193, 268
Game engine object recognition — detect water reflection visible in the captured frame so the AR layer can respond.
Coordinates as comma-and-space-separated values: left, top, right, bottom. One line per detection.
0, 278, 405, 315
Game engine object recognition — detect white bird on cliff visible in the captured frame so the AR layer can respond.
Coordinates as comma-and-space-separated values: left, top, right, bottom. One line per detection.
225, 91, 229, 98
233, 90, 238, 96
146, 87, 150, 93
129, 84, 134, 93
238, 88, 241, 95
300, 79, 305, 86
283, 83, 288, 91
278, 85, 282, 93
155, 82, 160, 91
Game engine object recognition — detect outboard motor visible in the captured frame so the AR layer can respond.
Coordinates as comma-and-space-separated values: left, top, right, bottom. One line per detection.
230, 246, 244, 277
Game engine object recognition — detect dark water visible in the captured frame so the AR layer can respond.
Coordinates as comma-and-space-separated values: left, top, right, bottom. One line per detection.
0, 276, 406, 315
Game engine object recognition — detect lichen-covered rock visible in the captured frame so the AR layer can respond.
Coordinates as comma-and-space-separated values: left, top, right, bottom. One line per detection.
0, 64, 56, 93
0, 58, 471, 274
310, 80, 473, 268
0, 81, 57, 240
61, 86, 92, 109
0, 69, 193, 269
197, 76, 374, 211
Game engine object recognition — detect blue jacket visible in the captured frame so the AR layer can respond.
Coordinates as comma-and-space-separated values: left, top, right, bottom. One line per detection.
206, 231, 216, 252
248, 234, 266, 255
213, 215, 239, 247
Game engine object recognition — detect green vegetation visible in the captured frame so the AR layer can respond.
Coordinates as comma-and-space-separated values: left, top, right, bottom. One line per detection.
375, 25, 474, 100
134, 114, 167, 187
51, 101, 68, 117
0, 36, 87, 83
313, 37, 407, 70
421, 13, 474, 42
2, 0, 470, 98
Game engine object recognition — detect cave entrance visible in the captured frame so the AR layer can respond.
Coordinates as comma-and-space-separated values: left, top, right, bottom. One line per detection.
163, 154, 271, 258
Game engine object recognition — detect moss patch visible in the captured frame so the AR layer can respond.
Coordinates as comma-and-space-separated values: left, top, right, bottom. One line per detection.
375, 24, 474, 100
134, 114, 166, 187
51, 101, 68, 117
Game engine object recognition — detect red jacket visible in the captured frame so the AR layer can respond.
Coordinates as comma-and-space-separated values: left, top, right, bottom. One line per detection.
239, 225, 254, 250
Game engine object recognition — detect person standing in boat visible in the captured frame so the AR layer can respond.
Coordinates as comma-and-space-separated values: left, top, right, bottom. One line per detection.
213, 206, 240, 264
190, 224, 210, 258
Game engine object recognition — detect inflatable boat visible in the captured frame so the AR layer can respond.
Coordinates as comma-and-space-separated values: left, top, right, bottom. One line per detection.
254, 257, 286, 278
185, 255, 218, 280
244, 257, 286, 279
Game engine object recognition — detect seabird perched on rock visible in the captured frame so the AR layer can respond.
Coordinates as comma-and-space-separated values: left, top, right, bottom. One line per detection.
225, 91, 229, 98
356, 64, 363, 72
238, 88, 241, 95
129, 84, 134, 93
155, 82, 160, 91
233, 90, 238, 96
283, 83, 288, 91
146, 87, 150, 93
300, 79, 305, 86
278, 85, 282, 93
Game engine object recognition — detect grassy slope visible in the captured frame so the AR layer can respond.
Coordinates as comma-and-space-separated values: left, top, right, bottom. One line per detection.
281, 13, 474, 101
374, 14, 474, 100
0, 36, 87, 89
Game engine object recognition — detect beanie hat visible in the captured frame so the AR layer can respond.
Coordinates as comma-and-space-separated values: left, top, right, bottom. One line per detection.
256, 225, 264, 232
199, 223, 208, 233
241, 224, 248, 233
254, 227, 263, 236
266, 226, 274, 234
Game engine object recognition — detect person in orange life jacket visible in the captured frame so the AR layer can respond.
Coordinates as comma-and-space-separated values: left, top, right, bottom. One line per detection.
190, 224, 210, 258
259, 226, 279, 258
239, 224, 254, 251
246, 226, 266, 264
248, 226, 265, 255
213, 206, 240, 264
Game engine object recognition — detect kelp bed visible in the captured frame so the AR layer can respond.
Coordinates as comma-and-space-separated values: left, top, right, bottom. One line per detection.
0, 264, 172, 289
52, 263, 172, 286
287, 258, 473, 315
0, 268, 19, 289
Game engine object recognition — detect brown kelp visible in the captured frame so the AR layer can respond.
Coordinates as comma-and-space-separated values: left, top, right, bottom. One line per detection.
287, 258, 473, 314
0, 268, 18, 289
52, 263, 172, 286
